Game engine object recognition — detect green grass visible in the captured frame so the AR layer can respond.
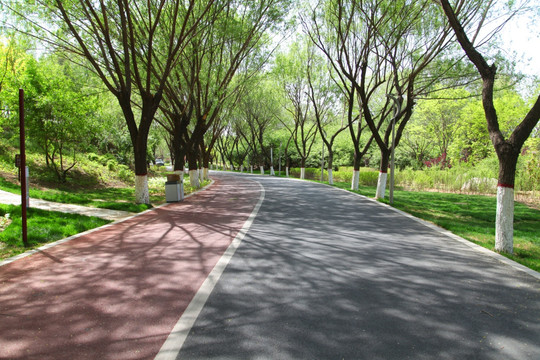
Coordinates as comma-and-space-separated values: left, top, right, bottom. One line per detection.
0, 177, 151, 212
0, 175, 209, 213
0, 204, 110, 260
331, 181, 540, 272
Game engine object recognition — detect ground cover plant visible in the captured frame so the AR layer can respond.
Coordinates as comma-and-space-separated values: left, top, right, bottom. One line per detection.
0, 204, 110, 260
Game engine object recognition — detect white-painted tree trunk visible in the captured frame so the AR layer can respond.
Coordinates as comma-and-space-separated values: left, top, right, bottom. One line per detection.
286, 167, 289, 177
250, 165, 253, 174
300, 167, 306, 179
495, 186, 514, 253
240, 165, 244, 173
199, 168, 204, 183
351, 170, 360, 190
230, 164, 234, 171
375, 172, 387, 199
270, 166, 275, 176
203, 167, 209, 180
260, 166, 264, 175
328, 168, 333, 185
189, 169, 200, 188
135, 174, 150, 204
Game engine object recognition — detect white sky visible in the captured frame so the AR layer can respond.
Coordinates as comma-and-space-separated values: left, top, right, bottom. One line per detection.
480, 0, 540, 78
499, 19, 540, 77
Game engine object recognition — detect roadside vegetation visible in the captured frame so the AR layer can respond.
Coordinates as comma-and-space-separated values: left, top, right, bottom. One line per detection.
0, 204, 110, 260
0, 148, 208, 259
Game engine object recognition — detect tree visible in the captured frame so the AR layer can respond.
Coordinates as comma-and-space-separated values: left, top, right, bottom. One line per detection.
5, 0, 216, 203
404, 88, 470, 168
440, 0, 540, 254
233, 78, 279, 173
22, 54, 99, 182
304, 0, 481, 197
158, 0, 290, 187
306, 48, 349, 184
274, 41, 319, 179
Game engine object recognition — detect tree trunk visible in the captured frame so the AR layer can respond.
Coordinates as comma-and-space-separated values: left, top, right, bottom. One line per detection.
133, 134, 150, 204
327, 152, 334, 185
375, 149, 390, 199
351, 151, 361, 190
495, 148, 520, 253
187, 147, 200, 188
300, 157, 306, 179
121, 95, 154, 205
173, 135, 186, 172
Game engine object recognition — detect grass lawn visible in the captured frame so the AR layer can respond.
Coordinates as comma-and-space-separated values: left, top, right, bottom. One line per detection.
331, 181, 540, 272
0, 176, 209, 213
0, 204, 111, 260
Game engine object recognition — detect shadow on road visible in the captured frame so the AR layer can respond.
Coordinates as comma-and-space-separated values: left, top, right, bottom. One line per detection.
179, 177, 540, 360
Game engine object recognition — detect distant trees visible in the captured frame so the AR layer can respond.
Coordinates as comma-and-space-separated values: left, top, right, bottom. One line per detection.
274, 42, 319, 179
157, 0, 291, 187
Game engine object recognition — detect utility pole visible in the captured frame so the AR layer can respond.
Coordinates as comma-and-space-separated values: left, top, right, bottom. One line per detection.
19, 89, 28, 247
270, 147, 275, 176
278, 141, 282, 176
387, 95, 401, 205
320, 141, 325, 182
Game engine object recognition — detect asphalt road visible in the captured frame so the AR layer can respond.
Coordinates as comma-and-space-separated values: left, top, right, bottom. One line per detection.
174, 173, 540, 360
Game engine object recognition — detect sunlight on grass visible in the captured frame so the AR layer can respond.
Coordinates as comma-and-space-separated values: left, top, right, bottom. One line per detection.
0, 204, 110, 260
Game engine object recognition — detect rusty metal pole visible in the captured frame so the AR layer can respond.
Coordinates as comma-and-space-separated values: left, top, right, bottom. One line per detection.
19, 89, 28, 247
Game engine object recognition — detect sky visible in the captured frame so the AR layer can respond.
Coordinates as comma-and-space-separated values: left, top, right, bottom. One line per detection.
481, 0, 540, 78
500, 19, 540, 77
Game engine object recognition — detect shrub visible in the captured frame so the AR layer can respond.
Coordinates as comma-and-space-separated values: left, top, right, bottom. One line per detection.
107, 160, 116, 172
87, 153, 100, 162
117, 165, 134, 184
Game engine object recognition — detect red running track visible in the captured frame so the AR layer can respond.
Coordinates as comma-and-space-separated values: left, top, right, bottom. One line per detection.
0, 174, 261, 360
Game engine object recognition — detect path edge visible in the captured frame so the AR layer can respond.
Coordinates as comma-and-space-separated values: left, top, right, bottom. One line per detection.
0, 179, 215, 268
324, 181, 540, 281
154, 179, 266, 360
237, 173, 540, 281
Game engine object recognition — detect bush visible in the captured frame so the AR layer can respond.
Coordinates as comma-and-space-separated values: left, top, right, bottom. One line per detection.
358, 169, 379, 186
87, 153, 100, 162
117, 165, 134, 184
107, 160, 116, 171
517, 150, 540, 191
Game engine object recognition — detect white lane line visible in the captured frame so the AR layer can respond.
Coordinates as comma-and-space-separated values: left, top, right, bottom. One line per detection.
154, 180, 265, 360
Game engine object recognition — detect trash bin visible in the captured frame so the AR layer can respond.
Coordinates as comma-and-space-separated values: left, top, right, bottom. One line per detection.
165, 174, 183, 202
